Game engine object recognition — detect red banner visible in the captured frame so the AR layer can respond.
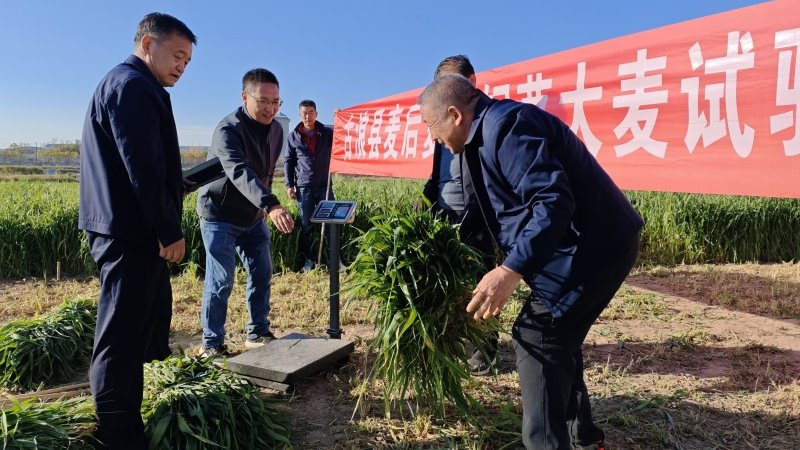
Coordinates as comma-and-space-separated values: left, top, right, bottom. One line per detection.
333, 0, 800, 198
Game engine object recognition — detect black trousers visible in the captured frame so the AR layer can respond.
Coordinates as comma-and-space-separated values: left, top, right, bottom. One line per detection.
513, 235, 640, 450
87, 232, 173, 449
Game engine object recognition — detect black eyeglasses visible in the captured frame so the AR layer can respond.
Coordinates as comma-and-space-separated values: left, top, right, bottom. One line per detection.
247, 93, 283, 108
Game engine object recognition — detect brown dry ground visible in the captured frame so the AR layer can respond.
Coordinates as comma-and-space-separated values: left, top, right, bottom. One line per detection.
1, 262, 798, 449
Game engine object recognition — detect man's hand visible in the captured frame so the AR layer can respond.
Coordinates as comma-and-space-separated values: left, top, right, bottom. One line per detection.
182, 178, 196, 198
268, 205, 295, 233
287, 187, 297, 200
159, 238, 186, 263
466, 265, 523, 320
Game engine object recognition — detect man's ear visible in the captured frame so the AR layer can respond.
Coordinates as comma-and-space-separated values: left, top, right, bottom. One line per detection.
140, 35, 153, 56
449, 105, 464, 126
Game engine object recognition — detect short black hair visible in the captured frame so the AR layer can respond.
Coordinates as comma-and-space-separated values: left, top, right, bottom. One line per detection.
242, 68, 279, 91
434, 55, 475, 79
134, 12, 197, 45
419, 74, 480, 122
299, 99, 317, 109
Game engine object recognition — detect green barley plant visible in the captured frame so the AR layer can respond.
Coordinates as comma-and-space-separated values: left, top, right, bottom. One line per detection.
345, 208, 500, 420
0, 298, 96, 391
263, 175, 421, 271
332, 176, 421, 265
141, 353, 290, 450
0, 181, 91, 278
627, 191, 800, 264
0, 397, 97, 449
3, 179, 800, 278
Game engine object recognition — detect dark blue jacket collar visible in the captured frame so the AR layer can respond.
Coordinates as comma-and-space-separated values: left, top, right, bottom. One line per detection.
465, 92, 494, 147
124, 55, 169, 100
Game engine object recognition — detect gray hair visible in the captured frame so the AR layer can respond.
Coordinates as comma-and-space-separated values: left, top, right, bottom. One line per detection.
418, 73, 479, 121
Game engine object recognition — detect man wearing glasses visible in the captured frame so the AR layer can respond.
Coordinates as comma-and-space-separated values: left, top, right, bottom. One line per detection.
196, 68, 294, 358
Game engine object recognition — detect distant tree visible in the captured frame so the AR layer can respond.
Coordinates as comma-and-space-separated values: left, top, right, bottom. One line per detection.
0, 146, 22, 157
38, 141, 80, 160
181, 147, 208, 166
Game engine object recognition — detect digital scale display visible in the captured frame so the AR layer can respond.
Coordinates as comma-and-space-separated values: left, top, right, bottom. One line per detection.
310, 200, 357, 224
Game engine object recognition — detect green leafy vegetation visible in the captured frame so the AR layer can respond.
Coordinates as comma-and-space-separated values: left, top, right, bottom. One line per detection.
0, 354, 290, 449
0, 397, 97, 449
0, 298, 96, 391
628, 190, 800, 264
142, 353, 290, 450
346, 210, 500, 419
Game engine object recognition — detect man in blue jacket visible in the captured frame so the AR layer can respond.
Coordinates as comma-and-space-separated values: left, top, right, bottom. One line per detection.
78, 12, 195, 449
197, 68, 295, 357
419, 74, 643, 450
284, 99, 334, 272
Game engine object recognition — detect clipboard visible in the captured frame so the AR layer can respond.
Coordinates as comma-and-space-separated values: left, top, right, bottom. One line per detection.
183, 157, 225, 192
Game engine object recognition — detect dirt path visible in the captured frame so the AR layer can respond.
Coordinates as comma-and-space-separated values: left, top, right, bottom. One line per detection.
627, 282, 800, 353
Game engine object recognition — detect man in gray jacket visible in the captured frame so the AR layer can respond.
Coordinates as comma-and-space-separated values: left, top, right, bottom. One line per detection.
196, 68, 294, 357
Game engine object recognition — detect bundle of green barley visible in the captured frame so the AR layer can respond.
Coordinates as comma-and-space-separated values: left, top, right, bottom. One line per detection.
0, 396, 97, 449
346, 210, 500, 419
0, 298, 96, 391
141, 353, 290, 450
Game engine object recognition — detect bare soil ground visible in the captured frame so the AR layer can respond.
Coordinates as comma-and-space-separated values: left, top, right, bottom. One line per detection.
2, 262, 799, 449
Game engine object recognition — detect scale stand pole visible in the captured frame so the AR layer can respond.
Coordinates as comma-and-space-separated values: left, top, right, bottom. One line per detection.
327, 223, 342, 339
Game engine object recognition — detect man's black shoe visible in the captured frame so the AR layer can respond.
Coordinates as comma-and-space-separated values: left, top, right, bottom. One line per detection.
245, 331, 277, 348
468, 350, 497, 376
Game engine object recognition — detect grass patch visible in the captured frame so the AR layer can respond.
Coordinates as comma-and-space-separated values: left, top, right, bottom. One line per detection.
0, 298, 95, 391
601, 286, 669, 321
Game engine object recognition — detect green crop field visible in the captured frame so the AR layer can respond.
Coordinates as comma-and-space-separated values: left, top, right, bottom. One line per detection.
1, 178, 799, 279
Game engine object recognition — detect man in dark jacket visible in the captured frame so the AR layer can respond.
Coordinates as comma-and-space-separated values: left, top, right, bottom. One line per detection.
196, 68, 295, 357
78, 12, 195, 449
284, 99, 334, 272
419, 74, 643, 450
421, 55, 498, 376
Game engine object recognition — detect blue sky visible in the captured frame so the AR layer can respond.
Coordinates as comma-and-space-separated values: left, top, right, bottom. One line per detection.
0, 0, 766, 149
